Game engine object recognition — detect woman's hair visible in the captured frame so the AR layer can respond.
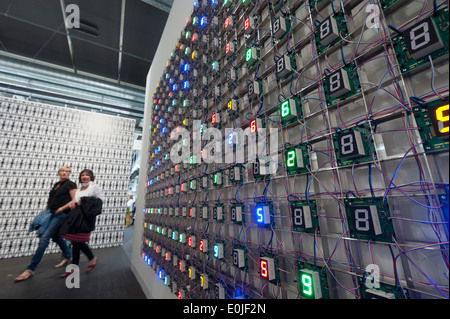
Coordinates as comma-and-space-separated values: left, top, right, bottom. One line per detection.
58, 166, 72, 173
79, 169, 95, 182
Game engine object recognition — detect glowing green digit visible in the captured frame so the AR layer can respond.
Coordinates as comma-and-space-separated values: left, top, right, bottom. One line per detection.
246, 48, 252, 62
281, 100, 290, 118
302, 274, 313, 296
287, 150, 296, 168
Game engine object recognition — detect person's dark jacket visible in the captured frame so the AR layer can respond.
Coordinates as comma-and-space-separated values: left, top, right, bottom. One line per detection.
54, 196, 103, 239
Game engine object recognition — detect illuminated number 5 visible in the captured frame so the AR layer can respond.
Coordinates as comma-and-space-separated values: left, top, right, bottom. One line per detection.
257, 208, 263, 223
410, 22, 430, 50
436, 105, 449, 133
261, 260, 268, 277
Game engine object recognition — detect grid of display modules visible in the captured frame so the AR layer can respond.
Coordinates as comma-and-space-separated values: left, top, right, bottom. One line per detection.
142, 0, 449, 299
0, 96, 135, 259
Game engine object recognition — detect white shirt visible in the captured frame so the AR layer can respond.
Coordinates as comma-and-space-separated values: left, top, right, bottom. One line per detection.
74, 181, 104, 202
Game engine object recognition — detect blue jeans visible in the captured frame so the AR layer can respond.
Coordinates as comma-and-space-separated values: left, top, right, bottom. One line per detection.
27, 212, 72, 271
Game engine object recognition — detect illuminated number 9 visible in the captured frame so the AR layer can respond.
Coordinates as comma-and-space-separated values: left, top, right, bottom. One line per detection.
340, 134, 354, 155
355, 209, 370, 231
302, 274, 312, 296
320, 19, 330, 39
410, 22, 430, 50
436, 104, 449, 133
214, 245, 219, 258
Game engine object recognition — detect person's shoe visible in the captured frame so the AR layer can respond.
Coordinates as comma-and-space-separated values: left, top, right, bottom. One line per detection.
60, 271, 72, 278
86, 256, 97, 273
54, 258, 72, 269
14, 270, 34, 282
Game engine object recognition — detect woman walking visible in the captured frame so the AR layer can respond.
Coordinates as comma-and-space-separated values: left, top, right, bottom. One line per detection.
15, 166, 75, 282
56, 169, 104, 276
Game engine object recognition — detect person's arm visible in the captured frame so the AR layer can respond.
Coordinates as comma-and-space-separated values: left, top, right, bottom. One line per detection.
92, 184, 105, 202
56, 188, 77, 213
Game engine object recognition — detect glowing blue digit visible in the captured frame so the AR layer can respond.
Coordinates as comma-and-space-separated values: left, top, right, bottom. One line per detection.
256, 207, 263, 223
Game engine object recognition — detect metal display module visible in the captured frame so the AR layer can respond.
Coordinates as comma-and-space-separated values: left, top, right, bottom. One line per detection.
142, 0, 449, 299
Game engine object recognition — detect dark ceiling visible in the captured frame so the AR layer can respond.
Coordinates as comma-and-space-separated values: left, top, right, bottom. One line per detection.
0, 0, 172, 88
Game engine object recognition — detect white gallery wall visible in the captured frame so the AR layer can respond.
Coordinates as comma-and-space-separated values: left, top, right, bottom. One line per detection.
0, 96, 135, 259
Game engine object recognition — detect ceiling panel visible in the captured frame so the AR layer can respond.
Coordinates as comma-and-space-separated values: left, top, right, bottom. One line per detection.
0, 0, 171, 88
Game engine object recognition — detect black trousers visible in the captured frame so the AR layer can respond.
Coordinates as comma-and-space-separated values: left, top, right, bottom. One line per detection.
72, 242, 94, 265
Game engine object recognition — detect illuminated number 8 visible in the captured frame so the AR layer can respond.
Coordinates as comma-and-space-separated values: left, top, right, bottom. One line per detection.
340, 134, 354, 155
410, 22, 430, 51
293, 208, 303, 226
246, 48, 252, 62
272, 18, 280, 34
320, 19, 330, 39
355, 209, 370, 231
329, 72, 341, 93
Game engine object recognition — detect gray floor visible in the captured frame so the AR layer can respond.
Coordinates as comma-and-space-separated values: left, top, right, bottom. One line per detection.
0, 225, 145, 299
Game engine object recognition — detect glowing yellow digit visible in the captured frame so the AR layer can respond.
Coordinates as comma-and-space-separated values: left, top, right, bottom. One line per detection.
436, 104, 449, 133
